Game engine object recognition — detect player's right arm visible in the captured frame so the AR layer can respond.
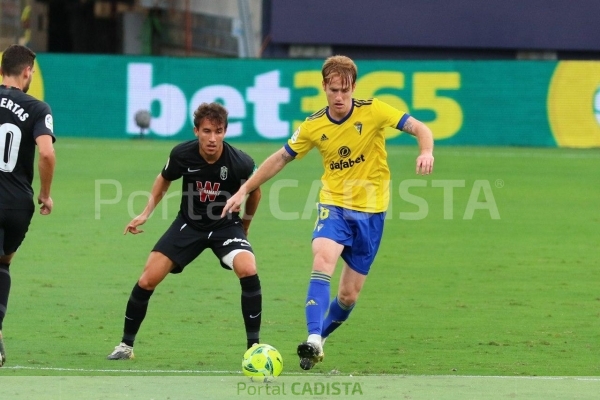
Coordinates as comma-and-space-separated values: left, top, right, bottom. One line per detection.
221, 147, 293, 217
124, 174, 171, 235
35, 134, 55, 215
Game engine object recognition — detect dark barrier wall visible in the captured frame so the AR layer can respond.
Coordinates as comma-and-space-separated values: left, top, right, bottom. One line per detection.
268, 0, 600, 52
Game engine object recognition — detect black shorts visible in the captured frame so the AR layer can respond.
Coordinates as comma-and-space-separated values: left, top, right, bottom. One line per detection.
0, 208, 35, 256
153, 214, 253, 273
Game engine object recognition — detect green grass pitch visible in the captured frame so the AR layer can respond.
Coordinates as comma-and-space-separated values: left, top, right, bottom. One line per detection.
1, 138, 598, 379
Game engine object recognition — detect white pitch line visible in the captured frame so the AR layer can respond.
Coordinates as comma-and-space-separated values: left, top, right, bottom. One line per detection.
5, 365, 320, 376
5, 365, 239, 374
4, 366, 600, 380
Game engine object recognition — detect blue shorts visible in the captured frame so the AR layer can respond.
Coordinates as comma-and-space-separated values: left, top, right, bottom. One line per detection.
312, 203, 386, 275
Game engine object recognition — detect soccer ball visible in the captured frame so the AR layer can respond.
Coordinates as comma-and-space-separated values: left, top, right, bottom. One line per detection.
242, 343, 283, 381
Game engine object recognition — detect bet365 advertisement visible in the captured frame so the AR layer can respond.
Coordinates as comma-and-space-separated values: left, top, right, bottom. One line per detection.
26, 55, 600, 147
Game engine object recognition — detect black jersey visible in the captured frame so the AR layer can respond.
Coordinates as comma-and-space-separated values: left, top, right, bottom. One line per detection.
0, 85, 55, 210
161, 140, 256, 231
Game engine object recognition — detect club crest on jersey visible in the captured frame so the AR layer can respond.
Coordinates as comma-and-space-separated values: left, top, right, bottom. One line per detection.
220, 166, 228, 180
354, 122, 363, 135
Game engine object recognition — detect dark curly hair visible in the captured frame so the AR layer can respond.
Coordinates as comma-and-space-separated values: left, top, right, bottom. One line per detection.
193, 102, 228, 130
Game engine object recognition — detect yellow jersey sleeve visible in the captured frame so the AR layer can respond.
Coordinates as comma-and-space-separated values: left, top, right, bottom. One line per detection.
286, 122, 315, 160
371, 97, 406, 130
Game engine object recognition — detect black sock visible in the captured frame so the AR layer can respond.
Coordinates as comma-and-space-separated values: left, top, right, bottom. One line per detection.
240, 274, 261, 349
0, 264, 10, 331
122, 283, 154, 347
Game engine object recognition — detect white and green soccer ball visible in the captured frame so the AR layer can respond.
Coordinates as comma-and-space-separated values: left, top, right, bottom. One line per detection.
242, 343, 283, 381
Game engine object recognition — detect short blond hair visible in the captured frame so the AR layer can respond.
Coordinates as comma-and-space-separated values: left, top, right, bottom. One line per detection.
321, 55, 357, 88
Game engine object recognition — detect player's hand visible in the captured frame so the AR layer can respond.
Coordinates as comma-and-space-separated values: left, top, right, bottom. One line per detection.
124, 215, 148, 235
221, 190, 246, 218
38, 195, 53, 215
416, 153, 434, 175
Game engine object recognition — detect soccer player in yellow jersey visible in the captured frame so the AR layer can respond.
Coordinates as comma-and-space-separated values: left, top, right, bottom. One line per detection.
223, 55, 434, 370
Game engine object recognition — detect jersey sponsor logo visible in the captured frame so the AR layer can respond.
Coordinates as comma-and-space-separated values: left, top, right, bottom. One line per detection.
329, 154, 366, 171
338, 146, 351, 158
45, 114, 53, 132
320, 133, 329, 141
305, 300, 317, 306
220, 166, 228, 180
354, 122, 362, 135
222, 237, 251, 247
0, 97, 29, 121
330, 146, 365, 171
187, 167, 201, 172
196, 181, 221, 202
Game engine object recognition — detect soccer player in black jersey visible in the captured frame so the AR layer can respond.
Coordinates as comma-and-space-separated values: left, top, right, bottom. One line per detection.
107, 102, 262, 360
0, 44, 56, 367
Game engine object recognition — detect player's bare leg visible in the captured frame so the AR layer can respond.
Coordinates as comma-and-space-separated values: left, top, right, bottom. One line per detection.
321, 263, 365, 341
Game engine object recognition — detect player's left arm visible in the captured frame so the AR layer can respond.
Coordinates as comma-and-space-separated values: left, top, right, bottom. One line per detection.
401, 116, 434, 175
241, 187, 261, 236
35, 134, 56, 215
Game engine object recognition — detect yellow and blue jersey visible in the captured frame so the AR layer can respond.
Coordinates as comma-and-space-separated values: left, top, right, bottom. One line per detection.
285, 98, 409, 213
